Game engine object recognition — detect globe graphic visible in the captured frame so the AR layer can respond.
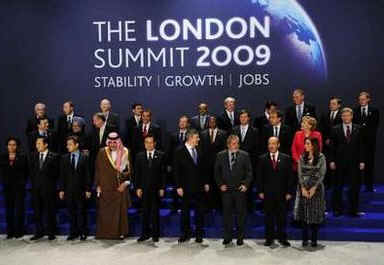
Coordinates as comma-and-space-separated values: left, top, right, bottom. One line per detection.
251, 0, 328, 81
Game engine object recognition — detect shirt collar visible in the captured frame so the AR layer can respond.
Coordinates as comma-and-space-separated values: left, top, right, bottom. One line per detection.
40, 150, 48, 156
270, 151, 279, 158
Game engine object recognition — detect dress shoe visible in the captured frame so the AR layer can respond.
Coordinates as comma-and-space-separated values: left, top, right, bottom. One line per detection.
264, 240, 274, 246
48, 235, 56, 241
152, 237, 159, 242
279, 240, 291, 247
80, 235, 87, 241
333, 211, 342, 217
66, 235, 79, 241
311, 241, 318, 248
30, 234, 44, 241
6, 234, 14, 239
222, 239, 232, 245
195, 237, 203, 243
302, 241, 309, 247
236, 239, 244, 246
137, 235, 151, 242
349, 212, 361, 217
178, 235, 191, 243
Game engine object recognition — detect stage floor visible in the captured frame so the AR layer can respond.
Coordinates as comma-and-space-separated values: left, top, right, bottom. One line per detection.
0, 236, 383, 265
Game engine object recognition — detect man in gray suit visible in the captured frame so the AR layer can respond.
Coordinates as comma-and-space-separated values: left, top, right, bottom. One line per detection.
214, 135, 253, 246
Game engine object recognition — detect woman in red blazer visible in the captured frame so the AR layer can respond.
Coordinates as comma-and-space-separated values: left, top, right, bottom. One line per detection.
291, 116, 323, 171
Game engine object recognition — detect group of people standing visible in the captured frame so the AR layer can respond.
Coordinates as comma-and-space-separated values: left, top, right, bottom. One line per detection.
0, 89, 379, 249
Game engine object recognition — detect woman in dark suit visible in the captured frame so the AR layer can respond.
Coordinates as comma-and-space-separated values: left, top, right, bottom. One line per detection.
0, 137, 29, 238
294, 137, 326, 248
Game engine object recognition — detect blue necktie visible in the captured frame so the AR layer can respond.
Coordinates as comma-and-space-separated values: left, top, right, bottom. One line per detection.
192, 148, 198, 165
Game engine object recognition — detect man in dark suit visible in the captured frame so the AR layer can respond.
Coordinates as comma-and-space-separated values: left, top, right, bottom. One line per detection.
329, 107, 366, 217
166, 115, 190, 211
232, 109, 259, 212
125, 103, 144, 148
59, 136, 91, 241
100, 98, 120, 130
200, 116, 227, 210
135, 135, 167, 243
28, 117, 58, 153
285, 89, 317, 132
253, 100, 278, 132
353, 92, 380, 192
319, 97, 343, 189
257, 137, 295, 247
262, 110, 292, 155
218, 97, 240, 132
57, 101, 82, 154
190, 103, 210, 131
174, 129, 209, 243
29, 136, 60, 241
89, 113, 115, 178
25, 102, 54, 136
132, 109, 162, 158
214, 135, 253, 246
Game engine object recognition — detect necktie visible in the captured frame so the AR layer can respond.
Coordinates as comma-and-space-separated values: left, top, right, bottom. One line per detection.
297, 105, 303, 122
210, 129, 214, 144
274, 127, 278, 137
179, 132, 184, 142
331, 111, 335, 121
191, 148, 198, 165
39, 153, 44, 169
362, 108, 367, 120
230, 112, 234, 126
346, 125, 351, 142
200, 116, 205, 129
148, 152, 153, 168
143, 125, 148, 137
241, 127, 246, 141
230, 152, 236, 170
272, 153, 277, 170
71, 154, 76, 170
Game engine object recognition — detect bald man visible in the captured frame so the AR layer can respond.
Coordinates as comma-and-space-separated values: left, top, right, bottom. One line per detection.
257, 137, 295, 247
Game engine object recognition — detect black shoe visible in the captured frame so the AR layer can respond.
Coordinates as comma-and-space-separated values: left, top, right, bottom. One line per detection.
137, 235, 151, 242
152, 237, 159, 243
264, 240, 274, 247
222, 239, 232, 245
48, 235, 56, 241
6, 234, 14, 239
30, 234, 44, 241
311, 241, 318, 248
195, 237, 203, 243
66, 235, 78, 241
80, 235, 87, 241
14, 234, 24, 239
236, 239, 244, 246
349, 212, 361, 217
302, 241, 309, 247
279, 240, 291, 247
333, 211, 342, 217
178, 235, 191, 243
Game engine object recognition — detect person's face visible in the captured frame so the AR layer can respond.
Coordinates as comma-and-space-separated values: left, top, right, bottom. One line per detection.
329, 99, 340, 111
178, 117, 189, 130
268, 138, 280, 153
63, 103, 73, 115
267, 105, 277, 114
208, 117, 217, 129
36, 139, 48, 153
227, 139, 239, 152
342, 111, 353, 124
301, 120, 311, 131
142, 112, 151, 124
72, 122, 82, 133
304, 139, 313, 153
35, 104, 46, 117
359, 95, 370, 106
269, 113, 281, 126
198, 104, 208, 115
239, 113, 250, 125
224, 100, 235, 111
293, 91, 304, 105
144, 137, 156, 151
133, 105, 144, 116
7, 140, 17, 154
108, 140, 118, 151
189, 134, 200, 147
93, 116, 104, 128
38, 119, 49, 131
66, 140, 79, 153
100, 100, 111, 112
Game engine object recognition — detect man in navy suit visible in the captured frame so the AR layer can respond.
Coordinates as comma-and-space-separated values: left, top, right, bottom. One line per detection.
218, 97, 240, 132
190, 103, 210, 131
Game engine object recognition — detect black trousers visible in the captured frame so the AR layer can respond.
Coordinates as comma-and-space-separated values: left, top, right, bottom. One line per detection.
141, 190, 160, 237
221, 191, 247, 241
302, 223, 319, 242
65, 193, 88, 236
180, 192, 205, 237
32, 187, 57, 236
264, 195, 288, 241
3, 184, 25, 236
332, 164, 361, 213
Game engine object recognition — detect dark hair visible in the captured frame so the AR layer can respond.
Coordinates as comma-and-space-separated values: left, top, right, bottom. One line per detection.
144, 134, 156, 142
142, 109, 152, 116
6, 136, 21, 153
303, 137, 320, 165
66, 135, 79, 144
239, 109, 250, 117
132, 103, 143, 110
64, 101, 74, 108
179, 115, 189, 122
329, 96, 342, 105
265, 100, 278, 110
269, 110, 283, 119
186, 129, 199, 140
93, 112, 106, 122
36, 136, 49, 145
37, 116, 48, 125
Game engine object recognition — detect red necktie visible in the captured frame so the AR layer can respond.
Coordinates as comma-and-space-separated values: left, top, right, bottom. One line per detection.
272, 154, 277, 170
142, 125, 148, 137
346, 125, 351, 142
